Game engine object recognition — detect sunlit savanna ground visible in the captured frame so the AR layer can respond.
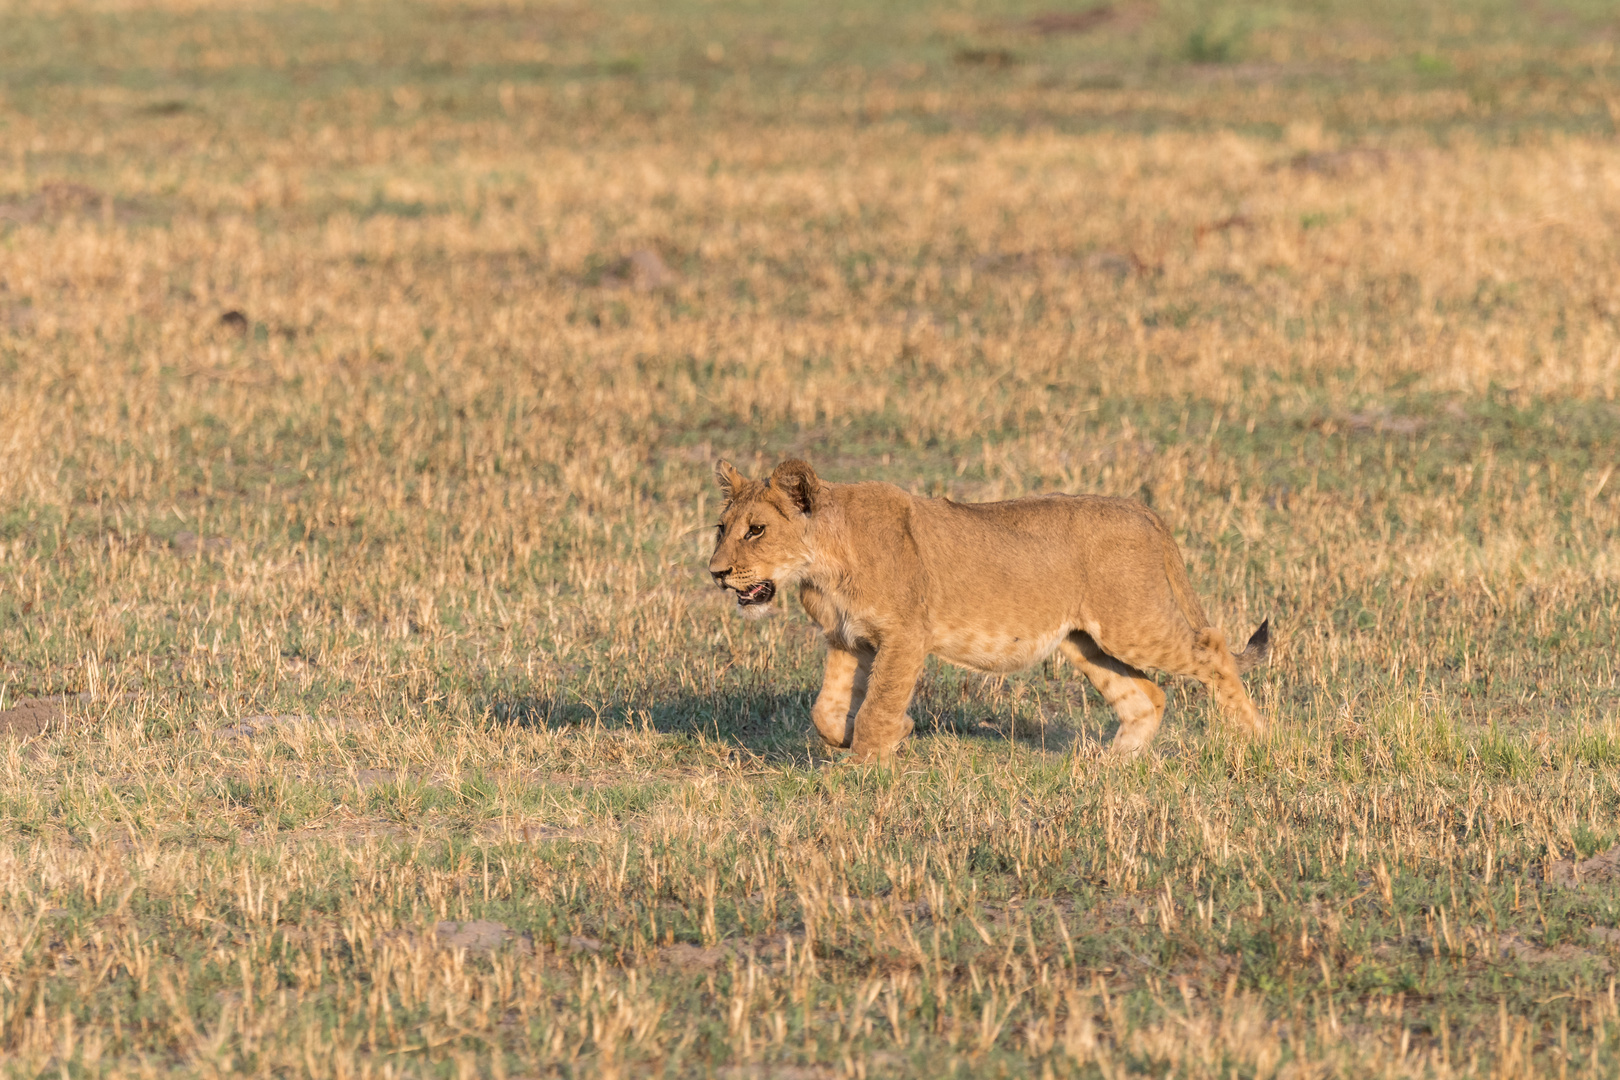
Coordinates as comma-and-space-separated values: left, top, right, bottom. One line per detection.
2, 0, 1620, 1076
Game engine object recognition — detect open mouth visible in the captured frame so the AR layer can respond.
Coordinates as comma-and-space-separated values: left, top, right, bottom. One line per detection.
735, 581, 776, 606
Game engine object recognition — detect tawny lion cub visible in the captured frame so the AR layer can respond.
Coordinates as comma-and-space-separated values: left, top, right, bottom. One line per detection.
707, 459, 1270, 761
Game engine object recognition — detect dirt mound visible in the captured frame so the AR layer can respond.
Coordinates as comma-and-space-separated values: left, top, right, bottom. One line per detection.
1550, 845, 1620, 887
662, 942, 730, 970
435, 919, 531, 953
0, 696, 76, 739
431, 920, 599, 955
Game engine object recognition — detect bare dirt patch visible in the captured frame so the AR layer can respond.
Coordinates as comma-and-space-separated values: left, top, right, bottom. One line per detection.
436, 919, 535, 953
717, 1065, 834, 1080
1496, 933, 1612, 972
172, 531, 233, 557
0, 182, 105, 223
661, 942, 732, 970
0, 696, 76, 739
594, 247, 679, 292
1549, 844, 1620, 887
1014, 2, 1156, 36
216, 714, 353, 739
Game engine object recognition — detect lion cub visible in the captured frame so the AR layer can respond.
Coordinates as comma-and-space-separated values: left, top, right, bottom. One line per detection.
707, 459, 1270, 761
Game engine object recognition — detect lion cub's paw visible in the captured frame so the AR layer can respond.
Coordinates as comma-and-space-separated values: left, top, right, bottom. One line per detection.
1108, 736, 1153, 759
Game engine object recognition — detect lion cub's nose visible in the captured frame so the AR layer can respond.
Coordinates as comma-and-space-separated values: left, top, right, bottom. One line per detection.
710, 566, 731, 584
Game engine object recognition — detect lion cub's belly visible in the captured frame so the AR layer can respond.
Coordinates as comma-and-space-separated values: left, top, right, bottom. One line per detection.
932, 623, 1068, 674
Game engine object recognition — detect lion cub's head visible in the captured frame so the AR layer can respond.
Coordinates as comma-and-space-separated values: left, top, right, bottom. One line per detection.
707, 459, 823, 610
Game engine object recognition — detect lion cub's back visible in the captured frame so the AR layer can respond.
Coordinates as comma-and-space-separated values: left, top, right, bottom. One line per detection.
916, 491, 1164, 560
906, 491, 1165, 602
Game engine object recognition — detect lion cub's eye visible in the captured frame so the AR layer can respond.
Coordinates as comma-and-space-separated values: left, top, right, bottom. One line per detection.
745, 524, 765, 539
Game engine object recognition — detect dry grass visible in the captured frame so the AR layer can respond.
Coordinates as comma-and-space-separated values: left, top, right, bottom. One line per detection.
2, 0, 1620, 1076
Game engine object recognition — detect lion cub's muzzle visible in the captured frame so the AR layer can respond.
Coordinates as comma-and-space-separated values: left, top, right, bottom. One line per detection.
711, 565, 776, 607
733, 580, 776, 606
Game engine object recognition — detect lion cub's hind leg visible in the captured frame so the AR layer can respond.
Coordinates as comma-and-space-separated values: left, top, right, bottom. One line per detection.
1188, 628, 1266, 737
1060, 631, 1166, 756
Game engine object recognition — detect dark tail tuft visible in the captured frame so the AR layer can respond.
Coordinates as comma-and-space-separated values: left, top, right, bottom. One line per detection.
1235, 619, 1271, 674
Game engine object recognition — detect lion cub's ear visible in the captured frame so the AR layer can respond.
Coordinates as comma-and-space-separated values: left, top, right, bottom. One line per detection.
769, 459, 822, 515
715, 460, 745, 497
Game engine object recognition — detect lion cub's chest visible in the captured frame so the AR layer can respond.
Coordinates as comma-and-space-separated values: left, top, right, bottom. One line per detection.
931, 622, 1067, 674
801, 585, 875, 651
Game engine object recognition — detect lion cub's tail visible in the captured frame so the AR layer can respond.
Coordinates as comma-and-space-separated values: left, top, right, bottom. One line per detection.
1233, 621, 1271, 674
1155, 511, 1272, 674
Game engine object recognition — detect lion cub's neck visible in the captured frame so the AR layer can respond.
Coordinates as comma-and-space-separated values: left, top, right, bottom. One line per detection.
797, 510, 880, 649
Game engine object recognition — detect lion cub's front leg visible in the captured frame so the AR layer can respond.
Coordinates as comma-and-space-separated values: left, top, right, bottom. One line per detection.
849, 639, 924, 764
811, 641, 920, 759
811, 645, 862, 748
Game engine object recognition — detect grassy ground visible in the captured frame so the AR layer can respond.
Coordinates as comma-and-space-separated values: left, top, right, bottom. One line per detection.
2, 0, 1620, 1076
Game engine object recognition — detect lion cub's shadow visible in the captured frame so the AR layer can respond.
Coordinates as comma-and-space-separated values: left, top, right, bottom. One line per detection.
480, 668, 1222, 763
912, 667, 1222, 758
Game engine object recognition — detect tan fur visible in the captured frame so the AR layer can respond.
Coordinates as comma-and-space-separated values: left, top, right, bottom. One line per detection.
708, 459, 1270, 762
